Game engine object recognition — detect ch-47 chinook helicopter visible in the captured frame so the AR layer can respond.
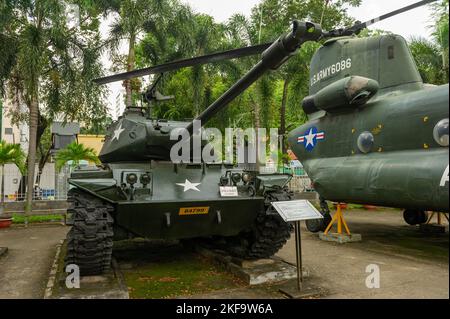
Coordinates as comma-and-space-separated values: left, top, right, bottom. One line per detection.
66, 0, 447, 274
286, 0, 449, 232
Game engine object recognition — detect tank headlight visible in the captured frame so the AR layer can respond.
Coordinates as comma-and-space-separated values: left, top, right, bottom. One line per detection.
433, 118, 449, 147
357, 131, 374, 154
126, 173, 138, 185
231, 173, 242, 185
140, 173, 151, 185
220, 176, 229, 186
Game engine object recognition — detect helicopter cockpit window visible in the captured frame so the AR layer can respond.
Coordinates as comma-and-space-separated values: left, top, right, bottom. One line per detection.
433, 118, 449, 147
357, 131, 374, 154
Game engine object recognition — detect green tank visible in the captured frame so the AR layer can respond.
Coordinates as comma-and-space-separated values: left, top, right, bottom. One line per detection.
65, 21, 323, 275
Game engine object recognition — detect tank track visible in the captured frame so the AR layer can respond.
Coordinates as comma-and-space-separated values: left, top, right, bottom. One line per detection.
65, 189, 114, 276
222, 188, 294, 259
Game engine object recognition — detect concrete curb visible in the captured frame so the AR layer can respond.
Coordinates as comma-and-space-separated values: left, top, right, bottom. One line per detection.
111, 258, 130, 299
44, 239, 129, 299
195, 246, 307, 285
44, 240, 63, 299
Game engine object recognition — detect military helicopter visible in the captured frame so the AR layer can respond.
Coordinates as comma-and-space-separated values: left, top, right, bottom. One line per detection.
286, 0, 449, 231
68, 0, 447, 274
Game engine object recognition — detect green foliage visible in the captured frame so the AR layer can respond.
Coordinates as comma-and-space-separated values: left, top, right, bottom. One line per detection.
0, 140, 26, 174
1, 0, 108, 119
133, 0, 362, 137
12, 213, 64, 224
0, 0, 109, 178
80, 114, 113, 135
55, 141, 100, 171
409, 0, 449, 85
409, 37, 448, 85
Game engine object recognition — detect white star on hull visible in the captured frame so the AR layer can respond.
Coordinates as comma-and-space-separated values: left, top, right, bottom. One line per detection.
176, 179, 201, 192
112, 123, 125, 142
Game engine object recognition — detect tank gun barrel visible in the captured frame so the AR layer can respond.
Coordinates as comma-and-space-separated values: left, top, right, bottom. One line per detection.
185, 21, 322, 136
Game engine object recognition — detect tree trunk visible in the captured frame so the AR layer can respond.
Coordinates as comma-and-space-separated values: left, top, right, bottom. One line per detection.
0, 164, 4, 217
125, 33, 136, 107
280, 78, 290, 158
35, 115, 49, 186
17, 112, 47, 199
1, 164, 4, 204
25, 95, 39, 223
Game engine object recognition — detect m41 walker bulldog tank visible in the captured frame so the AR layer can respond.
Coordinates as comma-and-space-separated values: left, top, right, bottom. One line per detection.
65, 21, 325, 275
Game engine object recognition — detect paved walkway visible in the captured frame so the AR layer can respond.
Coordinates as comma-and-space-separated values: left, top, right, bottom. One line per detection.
0, 225, 68, 298
277, 209, 449, 299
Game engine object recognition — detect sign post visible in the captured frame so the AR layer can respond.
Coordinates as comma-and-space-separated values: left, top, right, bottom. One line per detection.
294, 220, 302, 290
271, 200, 323, 294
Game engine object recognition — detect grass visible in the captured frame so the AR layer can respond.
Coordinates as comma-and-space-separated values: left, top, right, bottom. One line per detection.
11, 213, 65, 224
114, 240, 244, 299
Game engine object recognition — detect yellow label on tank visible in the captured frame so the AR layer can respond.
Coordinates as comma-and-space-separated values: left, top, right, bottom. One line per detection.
179, 207, 210, 216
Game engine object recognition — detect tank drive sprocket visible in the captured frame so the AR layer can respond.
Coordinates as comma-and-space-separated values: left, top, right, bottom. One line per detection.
221, 188, 294, 259
65, 188, 115, 276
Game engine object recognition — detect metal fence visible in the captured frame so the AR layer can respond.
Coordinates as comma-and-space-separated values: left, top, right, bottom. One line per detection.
288, 175, 314, 193
1, 163, 70, 202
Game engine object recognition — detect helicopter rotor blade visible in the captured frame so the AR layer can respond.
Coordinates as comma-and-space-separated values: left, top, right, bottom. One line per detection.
94, 43, 272, 85
95, 0, 437, 85
323, 0, 438, 38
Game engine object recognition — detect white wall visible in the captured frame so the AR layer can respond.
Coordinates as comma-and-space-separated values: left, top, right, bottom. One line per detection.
1, 163, 56, 197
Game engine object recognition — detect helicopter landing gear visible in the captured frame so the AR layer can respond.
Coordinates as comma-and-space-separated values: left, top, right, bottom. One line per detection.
306, 198, 332, 233
403, 209, 428, 226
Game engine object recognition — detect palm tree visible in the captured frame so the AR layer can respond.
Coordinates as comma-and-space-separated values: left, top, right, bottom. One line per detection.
55, 141, 100, 172
108, 0, 172, 107
409, 37, 448, 85
0, 1, 108, 218
0, 141, 26, 211
430, 0, 449, 82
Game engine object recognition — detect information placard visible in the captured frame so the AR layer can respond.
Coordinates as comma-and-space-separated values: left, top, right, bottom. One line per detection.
271, 200, 323, 222
219, 186, 239, 197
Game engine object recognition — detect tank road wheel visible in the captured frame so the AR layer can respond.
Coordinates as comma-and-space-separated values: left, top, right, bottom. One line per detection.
306, 198, 332, 233
224, 188, 294, 259
65, 188, 114, 276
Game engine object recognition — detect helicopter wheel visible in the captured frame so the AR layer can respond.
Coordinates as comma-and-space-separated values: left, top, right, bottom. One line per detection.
403, 209, 428, 226
306, 198, 332, 233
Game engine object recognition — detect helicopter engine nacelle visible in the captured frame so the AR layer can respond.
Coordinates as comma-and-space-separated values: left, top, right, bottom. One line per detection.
304, 34, 423, 117
302, 76, 379, 114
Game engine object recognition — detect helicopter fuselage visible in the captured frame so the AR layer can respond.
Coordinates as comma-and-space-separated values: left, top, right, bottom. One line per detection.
289, 83, 449, 212
288, 34, 449, 212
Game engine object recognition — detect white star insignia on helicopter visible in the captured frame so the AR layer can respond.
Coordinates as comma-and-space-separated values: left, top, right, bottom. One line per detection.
176, 179, 201, 192
304, 128, 316, 147
112, 123, 125, 142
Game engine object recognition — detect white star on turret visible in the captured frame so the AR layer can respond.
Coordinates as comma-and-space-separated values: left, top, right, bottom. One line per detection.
112, 123, 125, 142
176, 179, 201, 192
304, 128, 316, 147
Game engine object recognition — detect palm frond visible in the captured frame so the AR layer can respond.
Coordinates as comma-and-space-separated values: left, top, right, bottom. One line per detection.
55, 141, 100, 171
0, 140, 26, 174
